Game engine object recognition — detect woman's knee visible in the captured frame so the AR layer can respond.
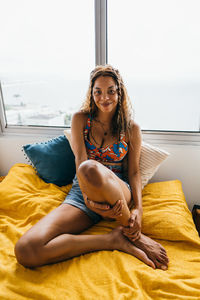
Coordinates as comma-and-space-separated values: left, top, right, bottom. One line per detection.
14, 236, 43, 268
77, 160, 105, 187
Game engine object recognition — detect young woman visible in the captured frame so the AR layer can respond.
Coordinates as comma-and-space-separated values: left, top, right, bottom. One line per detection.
15, 65, 169, 270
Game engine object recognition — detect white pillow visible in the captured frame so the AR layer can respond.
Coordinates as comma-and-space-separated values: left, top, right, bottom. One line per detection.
140, 142, 169, 188
64, 129, 72, 145
63, 130, 169, 189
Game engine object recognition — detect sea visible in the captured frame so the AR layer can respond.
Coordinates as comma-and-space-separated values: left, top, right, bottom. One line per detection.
1, 74, 200, 131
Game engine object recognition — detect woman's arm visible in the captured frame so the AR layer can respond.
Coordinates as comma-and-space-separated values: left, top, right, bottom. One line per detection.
127, 121, 143, 214
122, 122, 143, 241
70, 112, 88, 172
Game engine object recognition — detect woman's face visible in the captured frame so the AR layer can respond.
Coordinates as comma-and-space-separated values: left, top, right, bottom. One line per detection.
92, 76, 119, 114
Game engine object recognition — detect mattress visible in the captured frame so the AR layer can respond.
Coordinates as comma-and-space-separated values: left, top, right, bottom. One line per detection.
0, 163, 200, 300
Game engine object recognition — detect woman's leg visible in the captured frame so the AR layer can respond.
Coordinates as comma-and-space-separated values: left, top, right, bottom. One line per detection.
77, 160, 132, 226
77, 160, 169, 270
15, 204, 93, 267
14, 204, 155, 268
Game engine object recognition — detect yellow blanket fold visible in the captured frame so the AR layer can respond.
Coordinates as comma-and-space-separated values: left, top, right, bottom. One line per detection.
0, 164, 200, 300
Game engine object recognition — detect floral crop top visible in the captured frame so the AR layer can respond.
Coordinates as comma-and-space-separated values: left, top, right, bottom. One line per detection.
84, 115, 128, 163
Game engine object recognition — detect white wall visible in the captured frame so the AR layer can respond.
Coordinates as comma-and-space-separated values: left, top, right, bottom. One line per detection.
0, 134, 56, 173
0, 133, 200, 211
149, 144, 200, 210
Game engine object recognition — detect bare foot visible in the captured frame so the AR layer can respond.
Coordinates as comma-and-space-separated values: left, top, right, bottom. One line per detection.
132, 234, 169, 270
109, 227, 156, 269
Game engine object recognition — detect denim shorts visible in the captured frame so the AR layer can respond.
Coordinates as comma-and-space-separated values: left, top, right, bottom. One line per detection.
62, 165, 131, 224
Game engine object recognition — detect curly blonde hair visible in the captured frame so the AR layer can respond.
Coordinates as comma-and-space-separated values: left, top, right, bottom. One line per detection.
81, 65, 134, 139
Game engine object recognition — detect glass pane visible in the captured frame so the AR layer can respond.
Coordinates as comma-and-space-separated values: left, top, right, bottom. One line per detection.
0, 0, 94, 127
108, 0, 200, 131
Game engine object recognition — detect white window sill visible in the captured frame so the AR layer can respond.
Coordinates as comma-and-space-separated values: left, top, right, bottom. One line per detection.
0, 125, 200, 146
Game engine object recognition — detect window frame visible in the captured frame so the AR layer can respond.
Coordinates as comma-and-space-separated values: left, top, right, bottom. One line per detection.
0, 0, 199, 145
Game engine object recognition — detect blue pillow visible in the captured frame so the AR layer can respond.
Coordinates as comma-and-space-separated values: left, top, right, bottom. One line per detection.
23, 135, 76, 186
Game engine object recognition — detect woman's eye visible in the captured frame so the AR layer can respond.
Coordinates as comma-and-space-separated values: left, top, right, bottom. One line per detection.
109, 90, 115, 94
94, 90, 101, 95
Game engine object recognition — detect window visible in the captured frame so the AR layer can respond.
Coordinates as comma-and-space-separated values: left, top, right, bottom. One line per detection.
108, 0, 200, 131
0, 0, 94, 127
1, 0, 200, 133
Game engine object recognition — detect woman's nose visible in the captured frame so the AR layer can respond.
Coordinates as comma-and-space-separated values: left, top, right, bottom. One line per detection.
100, 92, 109, 100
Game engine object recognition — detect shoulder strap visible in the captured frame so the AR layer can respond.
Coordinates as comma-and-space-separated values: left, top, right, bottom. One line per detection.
84, 114, 91, 138
120, 132, 126, 141
87, 114, 92, 129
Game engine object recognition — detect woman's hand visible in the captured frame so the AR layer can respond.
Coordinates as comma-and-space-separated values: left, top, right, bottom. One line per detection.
83, 193, 123, 220
122, 208, 142, 241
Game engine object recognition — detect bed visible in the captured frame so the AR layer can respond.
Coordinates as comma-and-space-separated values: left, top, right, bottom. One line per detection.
0, 163, 200, 300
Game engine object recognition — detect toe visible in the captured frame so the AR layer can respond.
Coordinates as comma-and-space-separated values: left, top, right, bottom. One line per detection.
134, 247, 156, 269
146, 258, 156, 269
160, 247, 167, 255
147, 257, 156, 269
161, 253, 169, 263
161, 265, 168, 271
160, 251, 169, 263
158, 254, 168, 265
155, 259, 168, 270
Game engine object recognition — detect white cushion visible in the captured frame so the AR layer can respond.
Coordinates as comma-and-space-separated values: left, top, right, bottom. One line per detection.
64, 129, 72, 145
140, 142, 169, 188
63, 130, 169, 189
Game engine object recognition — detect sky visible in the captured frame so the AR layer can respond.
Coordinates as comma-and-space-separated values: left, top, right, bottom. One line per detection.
0, 0, 94, 79
0, 0, 199, 82
108, 0, 200, 83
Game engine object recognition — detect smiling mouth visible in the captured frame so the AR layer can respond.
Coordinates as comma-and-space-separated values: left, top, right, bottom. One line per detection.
100, 102, 112, 106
